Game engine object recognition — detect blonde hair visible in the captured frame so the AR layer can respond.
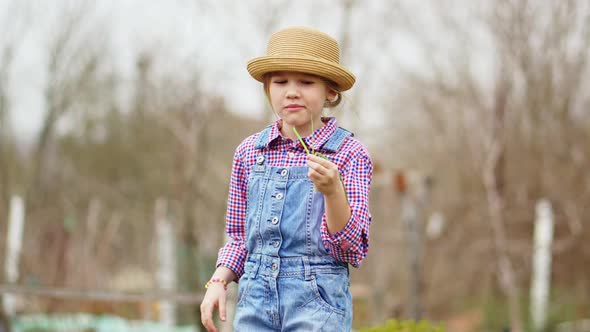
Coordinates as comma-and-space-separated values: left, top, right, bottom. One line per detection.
262, 73, 343, 108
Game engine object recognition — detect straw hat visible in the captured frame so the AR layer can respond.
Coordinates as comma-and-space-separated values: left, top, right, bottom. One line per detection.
247, 26, 356, 91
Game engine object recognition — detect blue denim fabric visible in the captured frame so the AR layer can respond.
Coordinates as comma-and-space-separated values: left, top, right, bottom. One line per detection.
233, 127, 353, 331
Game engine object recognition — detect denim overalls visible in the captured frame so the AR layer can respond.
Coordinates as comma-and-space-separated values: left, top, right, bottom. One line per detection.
233, 126, 353, 331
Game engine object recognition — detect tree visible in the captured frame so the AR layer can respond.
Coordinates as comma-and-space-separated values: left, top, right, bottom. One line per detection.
380, 0, 590, 328
0, 0, 31, 224
29, 0, 105, 201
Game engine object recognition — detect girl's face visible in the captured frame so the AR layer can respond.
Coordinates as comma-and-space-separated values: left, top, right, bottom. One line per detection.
268, 71, 337, 135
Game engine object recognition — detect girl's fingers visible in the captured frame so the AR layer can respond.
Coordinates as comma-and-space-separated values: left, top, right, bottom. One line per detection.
200, 298, 219, 332
308, 155, 341, 195
205, 314, 219, 332
200, 306, 213, 331
308, 154, 336, 169
307, 169, 321, 182
307, 160, 327, 175
308, 161, 340, 186
200, 302, 209, 324
219, 294, 227, 321
308, 169, 334, 187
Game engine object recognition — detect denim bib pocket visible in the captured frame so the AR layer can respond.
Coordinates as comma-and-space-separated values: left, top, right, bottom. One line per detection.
305, 273, 348, 316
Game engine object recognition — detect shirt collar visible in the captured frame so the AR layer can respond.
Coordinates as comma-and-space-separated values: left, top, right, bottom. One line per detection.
266, 117, 338, 151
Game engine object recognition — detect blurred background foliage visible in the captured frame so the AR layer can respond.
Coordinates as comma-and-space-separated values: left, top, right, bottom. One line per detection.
0, 0, 589, 331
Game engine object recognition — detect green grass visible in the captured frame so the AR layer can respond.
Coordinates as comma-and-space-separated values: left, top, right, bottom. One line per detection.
477, 288, 586, 332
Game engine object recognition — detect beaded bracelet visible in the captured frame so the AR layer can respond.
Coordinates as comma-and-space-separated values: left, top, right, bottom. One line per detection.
205, 277, 228, 290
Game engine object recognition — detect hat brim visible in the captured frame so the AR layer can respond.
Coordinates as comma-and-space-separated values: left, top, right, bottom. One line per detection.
247, 55, 355, 91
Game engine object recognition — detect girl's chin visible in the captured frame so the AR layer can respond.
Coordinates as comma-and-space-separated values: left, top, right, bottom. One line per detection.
281, 119, 309, 128
283, 121, 308, 128
280, 115, 307, 125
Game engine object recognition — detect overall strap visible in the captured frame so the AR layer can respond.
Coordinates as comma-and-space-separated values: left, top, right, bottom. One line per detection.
254, 125, 273, 150
321, 127, 353, 152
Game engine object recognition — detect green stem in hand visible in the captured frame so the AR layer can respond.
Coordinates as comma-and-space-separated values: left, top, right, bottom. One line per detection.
292, 127, 349, 201
292, 127, 310, 155
311, 114, 315, 154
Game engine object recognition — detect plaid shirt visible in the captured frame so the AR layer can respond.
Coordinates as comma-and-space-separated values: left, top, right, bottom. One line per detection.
217, 118, 373, 279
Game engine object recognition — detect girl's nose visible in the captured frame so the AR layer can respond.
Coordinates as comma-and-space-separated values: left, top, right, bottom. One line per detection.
285, 85, 299, 98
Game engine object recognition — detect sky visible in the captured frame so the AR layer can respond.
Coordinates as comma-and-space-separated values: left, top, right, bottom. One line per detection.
3, 0, 260, 137
1, 0, 493, 146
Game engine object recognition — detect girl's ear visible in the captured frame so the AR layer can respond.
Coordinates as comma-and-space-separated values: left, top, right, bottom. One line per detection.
326, 88, 338, 102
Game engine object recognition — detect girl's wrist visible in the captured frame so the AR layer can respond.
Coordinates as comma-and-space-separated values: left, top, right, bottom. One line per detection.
324, 179, 345, 198
205, 277, 228, 290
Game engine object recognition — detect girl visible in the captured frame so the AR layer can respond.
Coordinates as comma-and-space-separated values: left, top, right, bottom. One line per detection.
200, 26, 373, 331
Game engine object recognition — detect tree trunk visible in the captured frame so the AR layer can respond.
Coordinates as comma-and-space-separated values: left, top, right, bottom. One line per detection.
483, 77, 523, 332
0, 47, 13, 215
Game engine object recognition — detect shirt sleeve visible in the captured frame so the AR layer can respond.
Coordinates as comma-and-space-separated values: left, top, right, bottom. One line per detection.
216, 147, 248, 280
320, 151, 373, 267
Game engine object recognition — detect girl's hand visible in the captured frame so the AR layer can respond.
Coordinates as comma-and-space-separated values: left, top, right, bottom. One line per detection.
200, 283, 227, 332
307, 154, 343, 196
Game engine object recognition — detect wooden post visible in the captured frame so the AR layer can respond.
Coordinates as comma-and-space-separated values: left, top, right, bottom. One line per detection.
401, 192, 422, 320
397, 171, 429, 320
530, 199, 554, 332
84, 198, 101, 288
155, 198, 176, 326
3, 195, 25, 317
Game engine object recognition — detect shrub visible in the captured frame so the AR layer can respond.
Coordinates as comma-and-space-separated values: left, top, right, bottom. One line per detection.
360, 319, 445, 332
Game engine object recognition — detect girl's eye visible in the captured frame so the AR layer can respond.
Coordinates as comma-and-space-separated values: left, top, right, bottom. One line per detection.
302, 81, 314, 85
273, 80, 287, 84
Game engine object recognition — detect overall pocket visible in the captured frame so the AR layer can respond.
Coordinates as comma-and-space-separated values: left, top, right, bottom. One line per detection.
307, 272, 349, 316
236, 274, 251, 307
236, 260, 257, 306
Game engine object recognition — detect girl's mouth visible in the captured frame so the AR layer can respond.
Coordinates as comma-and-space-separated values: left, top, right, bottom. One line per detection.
284, 104, 304, 111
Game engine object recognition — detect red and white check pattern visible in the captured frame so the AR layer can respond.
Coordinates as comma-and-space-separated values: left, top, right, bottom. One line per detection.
217, 118, 373, 278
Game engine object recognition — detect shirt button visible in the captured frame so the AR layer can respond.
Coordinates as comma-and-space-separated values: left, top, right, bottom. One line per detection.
271, 263, 278, 271
271, 217, 279, 225
256, 155, 265, 164
280, 169, 288, 176
288, 152, 295, 158
275, 193, 283, 200
273, 241, 280, 248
